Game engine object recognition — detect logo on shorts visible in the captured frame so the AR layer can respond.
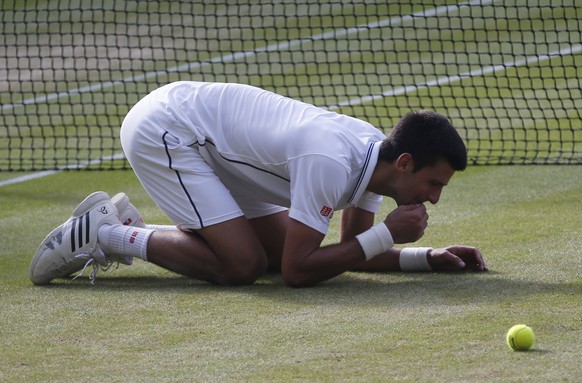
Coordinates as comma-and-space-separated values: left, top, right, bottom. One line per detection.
320, 205, 333, 217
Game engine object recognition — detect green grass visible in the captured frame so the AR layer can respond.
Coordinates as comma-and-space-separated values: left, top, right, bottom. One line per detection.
0, 166, 581, 382
1, 2, 579, 380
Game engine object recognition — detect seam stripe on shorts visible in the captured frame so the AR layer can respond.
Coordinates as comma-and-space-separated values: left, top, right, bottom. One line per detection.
202, 139, 290, 182
162, 131, 205, 228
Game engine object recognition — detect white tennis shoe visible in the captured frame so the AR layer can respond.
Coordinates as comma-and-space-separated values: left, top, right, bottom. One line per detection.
29, 191, 121, 285
111, 192, 146, 228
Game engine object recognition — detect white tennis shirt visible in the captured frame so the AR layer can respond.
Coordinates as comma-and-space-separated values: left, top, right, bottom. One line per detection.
149, 81, 386, 234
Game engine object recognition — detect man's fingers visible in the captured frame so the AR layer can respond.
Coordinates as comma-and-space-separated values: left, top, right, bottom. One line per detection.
444, 251, 466, 269
429, 246, 489, 271
449, 245, 488, 271
385, 204, 429, 244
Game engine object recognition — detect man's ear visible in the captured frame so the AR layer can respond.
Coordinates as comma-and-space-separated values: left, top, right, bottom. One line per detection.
395, 153, 414, 172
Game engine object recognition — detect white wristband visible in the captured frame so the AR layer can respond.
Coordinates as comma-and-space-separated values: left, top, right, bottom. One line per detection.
399, 247, 433, 271
355, 222, 394, 261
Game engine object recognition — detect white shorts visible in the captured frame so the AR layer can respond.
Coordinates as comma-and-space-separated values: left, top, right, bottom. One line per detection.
120, 93, 286, 231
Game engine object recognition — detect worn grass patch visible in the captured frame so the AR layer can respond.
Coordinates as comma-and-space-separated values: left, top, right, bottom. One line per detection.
1, 166, 581, 382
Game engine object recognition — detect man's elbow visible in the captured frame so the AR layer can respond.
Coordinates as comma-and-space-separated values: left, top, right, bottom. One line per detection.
282, 269, 317, 288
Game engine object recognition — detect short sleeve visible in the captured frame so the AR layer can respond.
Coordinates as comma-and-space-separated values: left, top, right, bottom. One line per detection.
353, 191, 383, 213
288, 155, 349, 234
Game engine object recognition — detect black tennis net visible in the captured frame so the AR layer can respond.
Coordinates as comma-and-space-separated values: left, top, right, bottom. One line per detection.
1, 0, 581, 171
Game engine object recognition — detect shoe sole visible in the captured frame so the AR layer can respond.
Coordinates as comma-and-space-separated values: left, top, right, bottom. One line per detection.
29, 224, 88, 285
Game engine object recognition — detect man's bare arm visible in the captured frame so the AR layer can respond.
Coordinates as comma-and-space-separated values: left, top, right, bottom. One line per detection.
281, 207, 404, 286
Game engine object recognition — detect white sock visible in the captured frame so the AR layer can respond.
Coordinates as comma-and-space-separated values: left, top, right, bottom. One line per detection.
146, 224, 178, 231
98, 225, 153, 261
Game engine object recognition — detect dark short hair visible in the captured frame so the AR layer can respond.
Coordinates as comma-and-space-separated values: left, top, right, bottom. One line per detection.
378, 110, 467, 171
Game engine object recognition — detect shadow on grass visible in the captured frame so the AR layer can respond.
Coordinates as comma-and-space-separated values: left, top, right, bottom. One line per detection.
35, 269, 579, 308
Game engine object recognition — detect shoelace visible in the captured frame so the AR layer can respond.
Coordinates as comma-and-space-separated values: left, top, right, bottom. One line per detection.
73, 247, 119, 285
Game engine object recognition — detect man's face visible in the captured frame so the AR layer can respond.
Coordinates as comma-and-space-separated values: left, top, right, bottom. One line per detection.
393, 159, 455, 206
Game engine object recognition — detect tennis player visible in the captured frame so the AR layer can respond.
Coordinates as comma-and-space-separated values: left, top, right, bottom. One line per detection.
30, 81, 487, 286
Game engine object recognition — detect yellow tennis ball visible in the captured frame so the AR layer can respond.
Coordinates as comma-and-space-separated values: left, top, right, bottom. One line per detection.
506, 324, 535, 351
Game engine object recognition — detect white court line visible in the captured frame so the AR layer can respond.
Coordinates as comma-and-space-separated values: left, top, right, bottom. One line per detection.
0, 153, 126, 187
330, 44, 582, 109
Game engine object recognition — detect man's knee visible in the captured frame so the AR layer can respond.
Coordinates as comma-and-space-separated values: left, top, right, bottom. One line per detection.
198, 216, 270, 285
218, 251, 268, 285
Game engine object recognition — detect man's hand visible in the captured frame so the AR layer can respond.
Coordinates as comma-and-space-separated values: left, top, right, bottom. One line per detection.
427, 246, 488, 271
384, 204, 428, 244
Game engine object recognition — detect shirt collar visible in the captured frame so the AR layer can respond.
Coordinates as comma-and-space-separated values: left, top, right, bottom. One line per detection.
348, 141, 381, 204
